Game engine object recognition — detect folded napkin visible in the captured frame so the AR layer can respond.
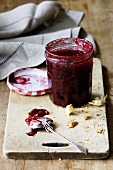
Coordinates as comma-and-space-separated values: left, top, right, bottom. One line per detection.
0, 1, 96, 80
0, 1, 62, 39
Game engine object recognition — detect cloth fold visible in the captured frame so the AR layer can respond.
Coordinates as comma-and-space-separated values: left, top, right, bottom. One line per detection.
0, 1, 96, 80
0, 1, 62, 39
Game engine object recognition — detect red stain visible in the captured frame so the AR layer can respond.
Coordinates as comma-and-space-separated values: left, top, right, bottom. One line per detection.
25, 108, 52, 136
11, 75, 31, 85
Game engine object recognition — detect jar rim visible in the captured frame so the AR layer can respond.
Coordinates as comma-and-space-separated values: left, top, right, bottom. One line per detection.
45, 38, 94, 62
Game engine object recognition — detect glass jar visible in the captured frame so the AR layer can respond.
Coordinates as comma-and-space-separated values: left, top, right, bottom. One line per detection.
45, 38, 94, 107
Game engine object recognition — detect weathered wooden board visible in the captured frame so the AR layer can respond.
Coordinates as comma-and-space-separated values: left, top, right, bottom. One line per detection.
3, 58, 109, 159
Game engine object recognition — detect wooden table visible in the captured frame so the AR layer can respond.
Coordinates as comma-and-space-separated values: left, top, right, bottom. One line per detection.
0, 0, 113, 169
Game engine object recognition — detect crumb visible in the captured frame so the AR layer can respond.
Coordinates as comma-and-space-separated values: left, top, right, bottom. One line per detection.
97, 122, 103, 126
65, 104, 74, 116
96, 128, 105, 134
85, 138, 89, 142
67, 119, 78, 128
84, 126, 89, 129
76, 107, 88, 113
84, 114, 91, 120
95, 113, 100, 116
59, 158, 62, 160
88, 95, 107, 107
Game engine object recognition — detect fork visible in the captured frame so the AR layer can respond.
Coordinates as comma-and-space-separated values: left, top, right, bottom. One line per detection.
42, 120, 88, 155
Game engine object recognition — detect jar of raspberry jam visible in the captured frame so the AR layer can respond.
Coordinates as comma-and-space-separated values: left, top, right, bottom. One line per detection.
45, 38, 94, 107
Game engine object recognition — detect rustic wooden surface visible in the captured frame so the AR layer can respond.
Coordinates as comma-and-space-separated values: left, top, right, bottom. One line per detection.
0, 0, 113, 169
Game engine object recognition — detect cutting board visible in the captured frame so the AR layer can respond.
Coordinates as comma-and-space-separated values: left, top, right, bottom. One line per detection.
3, 58, 109, 159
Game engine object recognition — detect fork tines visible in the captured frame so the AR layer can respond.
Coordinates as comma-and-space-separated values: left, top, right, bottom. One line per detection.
42, 120, 53, 132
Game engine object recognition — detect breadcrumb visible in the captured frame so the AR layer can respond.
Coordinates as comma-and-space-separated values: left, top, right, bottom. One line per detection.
88, 95, 107, 107
67, 119, 78, 128
65, 104, 74, 116
84, 126, 89, 129
85, 138, 89, 142
96, 128, 105, 134
95, 113, 100, 116
84, 115, 91, 120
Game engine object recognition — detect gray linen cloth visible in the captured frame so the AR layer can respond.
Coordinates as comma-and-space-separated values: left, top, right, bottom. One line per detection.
0, 1, 96, 80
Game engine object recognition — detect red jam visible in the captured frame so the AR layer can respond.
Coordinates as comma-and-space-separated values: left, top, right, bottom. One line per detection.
45, 38, 94, 107
25, 109, 49, 125
25, 108, 52, 136
9, 73, 30, 85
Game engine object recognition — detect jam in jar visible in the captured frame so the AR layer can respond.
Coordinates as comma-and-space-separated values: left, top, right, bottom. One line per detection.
45, 38, 94, 107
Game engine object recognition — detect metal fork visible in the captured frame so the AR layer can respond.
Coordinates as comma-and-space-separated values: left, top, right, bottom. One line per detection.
42, 121, 88, 155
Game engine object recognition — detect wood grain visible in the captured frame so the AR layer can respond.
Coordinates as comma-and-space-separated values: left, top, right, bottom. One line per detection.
0, 0, 113, 169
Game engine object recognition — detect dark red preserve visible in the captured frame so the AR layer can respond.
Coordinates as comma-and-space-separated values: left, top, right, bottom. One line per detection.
45, 38, 94, 107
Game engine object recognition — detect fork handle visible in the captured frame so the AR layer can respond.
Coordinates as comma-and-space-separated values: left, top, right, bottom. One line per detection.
49, 128, 88, 155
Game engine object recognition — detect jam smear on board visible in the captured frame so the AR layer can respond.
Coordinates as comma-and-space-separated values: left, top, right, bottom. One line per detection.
25, 108, 53, 136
